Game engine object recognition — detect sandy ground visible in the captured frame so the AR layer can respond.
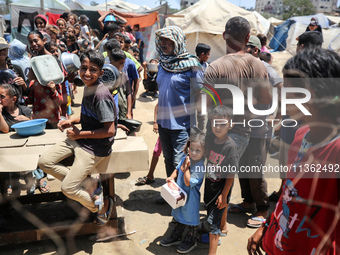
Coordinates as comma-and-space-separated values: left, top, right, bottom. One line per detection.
1, 51, 293, 255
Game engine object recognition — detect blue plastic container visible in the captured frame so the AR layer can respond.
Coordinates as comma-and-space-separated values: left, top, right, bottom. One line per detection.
11, 119, 48, 136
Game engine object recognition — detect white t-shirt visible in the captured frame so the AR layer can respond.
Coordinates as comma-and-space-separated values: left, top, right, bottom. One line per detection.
81, 25, 90, 39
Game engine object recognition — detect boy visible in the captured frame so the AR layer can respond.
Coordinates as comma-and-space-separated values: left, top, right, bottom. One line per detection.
205, 105, 238, 255
141, 59, 159, 98
130, 46, 139, 61
38, 49, 117, 225
109, 48, 132, 120
195, 43, 211, 72
134, 24, 144, 63
123, 36, 132, 52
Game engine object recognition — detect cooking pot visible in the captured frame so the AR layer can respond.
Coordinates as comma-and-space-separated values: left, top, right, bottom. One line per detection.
61, 52, 81, 73
99, 64, 121, 91
30, 55, 64, 86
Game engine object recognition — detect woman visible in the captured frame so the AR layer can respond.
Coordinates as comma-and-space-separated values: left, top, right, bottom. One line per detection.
306, 17, 322, 34
153, 26, 203, 202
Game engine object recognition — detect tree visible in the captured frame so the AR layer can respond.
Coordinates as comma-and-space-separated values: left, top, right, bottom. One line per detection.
282, 0, 315, 20
90, 1, 99, 6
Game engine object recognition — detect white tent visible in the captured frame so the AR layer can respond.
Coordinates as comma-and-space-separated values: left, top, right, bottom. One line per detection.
10, 0, 70, 42
85, 0, 148, 12
165, 0, 268, 61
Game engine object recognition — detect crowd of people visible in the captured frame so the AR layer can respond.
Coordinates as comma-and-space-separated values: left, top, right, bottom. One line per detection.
0, 10, 338, 255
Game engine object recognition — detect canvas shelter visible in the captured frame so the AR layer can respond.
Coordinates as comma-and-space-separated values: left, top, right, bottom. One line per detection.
269, 13, 340, 53
165, 0, 269, 61
10, 0, 70, 44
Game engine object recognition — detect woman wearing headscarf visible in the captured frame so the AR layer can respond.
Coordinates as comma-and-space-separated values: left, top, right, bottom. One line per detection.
154, 26, 203, 186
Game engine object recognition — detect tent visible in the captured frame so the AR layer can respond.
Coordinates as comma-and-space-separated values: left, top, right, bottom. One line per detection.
10, 0, 70, 43
269, 13, 340, 53
165, 0, 269, 61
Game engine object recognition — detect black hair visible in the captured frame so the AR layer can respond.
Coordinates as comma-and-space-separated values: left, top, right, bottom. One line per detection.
183, 132, 206, 155
115, 19, 126, 26
130, 46, 139, 53
0, 83, 21, 104
59, 37, 67, 45
5, 56, 14, 71
79, 15, 88, 25
109, 49, 126, 62
107, 23, 119, 33
104, 39, 121, 51
195, 43, 211, 56
283, 48, 340, 121
80, 49, 105, 70
92, 28, 100, 37
125, 25, 132, 32
134, 24, 140, 30
45, 41, 58, 52
298, 31, 323, 49
225, 16, 250, 43
259, 52, 272, 63
60, 12, 69, 20
210, 105, 233, 120
114, 32, 125, 38
124, 36, 131, 44
27, 30, 44, 40
257, 34, 267, 47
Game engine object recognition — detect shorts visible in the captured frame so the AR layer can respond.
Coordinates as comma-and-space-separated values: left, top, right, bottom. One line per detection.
153, 137, 162, 157
206, 203, 225, 235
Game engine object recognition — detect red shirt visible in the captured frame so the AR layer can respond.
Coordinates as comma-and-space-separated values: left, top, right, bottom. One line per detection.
263, 126, 340, 255
26, 80, 63, 124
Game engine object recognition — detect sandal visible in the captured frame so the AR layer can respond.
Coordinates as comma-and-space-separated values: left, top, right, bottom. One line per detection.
227, 203, 255, 214
247, 216, 266, 228
38, 180, 50, 193
135, 176, 155, 185
94, 197, 114, 226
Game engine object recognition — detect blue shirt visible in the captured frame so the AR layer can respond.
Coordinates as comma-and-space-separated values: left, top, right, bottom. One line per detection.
157, 66, 203, 130
172, 156, 205, 226
123, 58, 139, 89
135, 31, 143, 42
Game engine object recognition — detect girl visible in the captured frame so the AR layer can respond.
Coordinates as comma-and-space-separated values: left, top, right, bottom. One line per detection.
34, 14, 48, 31
0, 83, 50, 194
46, 25, 59, 43
79, 15, 90, 40
248, 48, 340, 255
26, 30, 63, 128
56, 18, 67, 37
160, 132, 206, 254
68, 13, 78, 26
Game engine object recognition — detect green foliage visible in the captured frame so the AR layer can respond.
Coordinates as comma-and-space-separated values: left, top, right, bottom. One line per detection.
282, 0, 315, 20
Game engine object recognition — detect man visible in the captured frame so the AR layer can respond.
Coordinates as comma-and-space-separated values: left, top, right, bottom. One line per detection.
204, 17, 271, 240
296, 31, 323, 53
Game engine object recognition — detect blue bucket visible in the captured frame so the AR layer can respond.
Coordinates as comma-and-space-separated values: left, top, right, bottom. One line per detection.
11, 119, 48, 136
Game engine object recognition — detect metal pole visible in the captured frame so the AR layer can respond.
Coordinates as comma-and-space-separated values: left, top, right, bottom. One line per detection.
106, 0, 107, 11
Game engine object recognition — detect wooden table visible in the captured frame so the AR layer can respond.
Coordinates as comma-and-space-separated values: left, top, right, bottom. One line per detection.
0, 129, 149, 246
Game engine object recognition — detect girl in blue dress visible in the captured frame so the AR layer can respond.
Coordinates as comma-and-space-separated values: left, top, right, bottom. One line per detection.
160, 132, 205, 254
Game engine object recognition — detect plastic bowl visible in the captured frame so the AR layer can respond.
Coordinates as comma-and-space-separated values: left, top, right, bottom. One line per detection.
11, 119, 48, 136
118, 119, 142, 135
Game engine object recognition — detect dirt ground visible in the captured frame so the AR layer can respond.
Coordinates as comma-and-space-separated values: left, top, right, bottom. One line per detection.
1, 51, 293, 255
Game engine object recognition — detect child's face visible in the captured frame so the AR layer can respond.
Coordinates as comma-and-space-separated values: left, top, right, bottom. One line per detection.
79, 58, 104, 87
48, 46, 59, 58
199, 51, 210, 63
123, 43, 131, 52
57, 21, 66, 31
189, 141, 204, 162
115, 36, 125, 49
211, 117, 231, 140
111, 59, 125, 72
75, 26, 80, 35
67, 28, 75, 37
133, 51, 139, 60
69, 16, 76, 25
0, 48, 8, 61
47, 30, 57, 41
0, 87, 15, 108
28, 34, 45, 53
35, 18, 45, 29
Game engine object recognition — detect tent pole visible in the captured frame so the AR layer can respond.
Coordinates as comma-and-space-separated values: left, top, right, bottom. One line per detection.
40, 0, 44, 11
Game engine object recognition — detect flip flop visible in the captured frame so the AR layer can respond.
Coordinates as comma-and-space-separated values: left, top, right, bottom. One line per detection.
227, 204, 255, 213
246, 216, 266, 228
92, 180, 104, 212
38, 180, 50, 194
220, 229, 228, 237
95, 197, 114, 226
135, 176, 155, 185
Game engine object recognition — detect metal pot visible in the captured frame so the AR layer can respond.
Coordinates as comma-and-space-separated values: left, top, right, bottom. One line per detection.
99, 64, 121, 91
30, 55, 64, 86
61, 52, 81, 73
146, 63, 158, 72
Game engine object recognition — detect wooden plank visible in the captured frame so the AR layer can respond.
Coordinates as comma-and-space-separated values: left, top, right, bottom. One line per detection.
0, 219, 119, 246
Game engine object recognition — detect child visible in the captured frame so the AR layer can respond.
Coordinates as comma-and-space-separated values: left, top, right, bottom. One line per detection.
195, 43, 211, 72
259, 52, 272, 64
204, 105, 238, 255
133, 24, 144, 63
257, 34, 270, 53
91, 28, 100, 48
56, 18, 67, 37
38, 49, 117, 225
34, 14, 48, 31
160, 132, 206, 253
247, 48, 340, 255
123, 36, 132, 52
130, 46, 139, 61
141, 59, 159, 98
26, 30, 63, 128
109, 48, 132, 120
66, 34, 79, 55
79, 15, 90, 40
0, 83, 50, 195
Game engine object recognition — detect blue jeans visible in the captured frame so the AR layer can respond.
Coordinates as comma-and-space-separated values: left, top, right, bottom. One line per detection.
158, 125, 189, 177
228, 133, 250, 160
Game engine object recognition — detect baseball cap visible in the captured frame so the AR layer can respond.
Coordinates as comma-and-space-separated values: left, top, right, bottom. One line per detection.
0, 37, 9, 50
247, 35, 261, 50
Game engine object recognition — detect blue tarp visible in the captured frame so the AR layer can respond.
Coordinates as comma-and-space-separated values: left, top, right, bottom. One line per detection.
269, 13, 330, 52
